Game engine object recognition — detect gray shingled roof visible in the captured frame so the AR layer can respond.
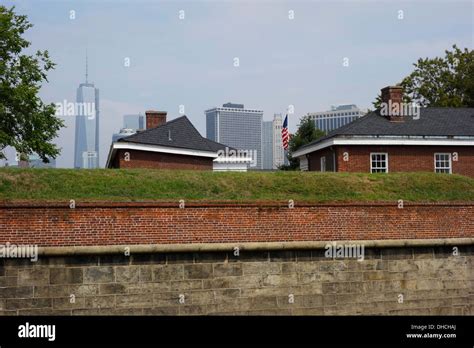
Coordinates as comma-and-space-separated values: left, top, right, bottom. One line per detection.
299, 107, 474, 151
118, 116, 228, 153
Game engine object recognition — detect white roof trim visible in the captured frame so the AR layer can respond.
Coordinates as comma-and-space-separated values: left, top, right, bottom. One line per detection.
292, 137, 474, 157
214, 156, 253, 163
106, 142, 218, 168
105, 143, 116, 168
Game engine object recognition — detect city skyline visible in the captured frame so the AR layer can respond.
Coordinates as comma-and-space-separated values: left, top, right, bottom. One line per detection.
1, 0, 472, 168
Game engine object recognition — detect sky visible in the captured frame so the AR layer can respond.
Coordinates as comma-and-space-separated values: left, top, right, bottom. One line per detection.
2, 0, 473, 168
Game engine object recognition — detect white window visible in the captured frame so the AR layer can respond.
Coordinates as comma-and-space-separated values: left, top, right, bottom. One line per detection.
320, 156, 326, 172
370, 153, 388, 173
434, 153, 452, 174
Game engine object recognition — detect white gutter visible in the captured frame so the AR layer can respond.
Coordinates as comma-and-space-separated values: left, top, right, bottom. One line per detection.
214, 156, 253, 163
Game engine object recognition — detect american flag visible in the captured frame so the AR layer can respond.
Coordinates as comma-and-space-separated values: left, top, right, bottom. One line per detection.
281, 115, 289, 150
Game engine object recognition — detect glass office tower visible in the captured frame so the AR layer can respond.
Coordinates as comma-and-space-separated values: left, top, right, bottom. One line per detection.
262, 120, 273, 170
308, 104, 366, 133
123, 114, 144, 130
205, 103, 263, 169
74, 81, 100, 169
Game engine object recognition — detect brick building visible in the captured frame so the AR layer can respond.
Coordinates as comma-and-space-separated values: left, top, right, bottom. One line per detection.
293, 86, 474, 177
106, 111, 251, 171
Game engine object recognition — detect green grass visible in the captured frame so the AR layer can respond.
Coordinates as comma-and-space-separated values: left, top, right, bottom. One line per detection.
0, 168, 473, 202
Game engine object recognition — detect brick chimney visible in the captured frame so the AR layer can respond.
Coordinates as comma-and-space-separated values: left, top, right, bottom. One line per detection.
145, 110, 167, 129
380, 86, 404, 122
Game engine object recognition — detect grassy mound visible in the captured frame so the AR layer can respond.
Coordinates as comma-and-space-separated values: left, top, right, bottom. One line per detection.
0, 168, 473, 202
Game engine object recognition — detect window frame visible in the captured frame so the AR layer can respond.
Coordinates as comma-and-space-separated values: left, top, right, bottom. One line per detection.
434, 153, 452, 174
370, 152, 389, 173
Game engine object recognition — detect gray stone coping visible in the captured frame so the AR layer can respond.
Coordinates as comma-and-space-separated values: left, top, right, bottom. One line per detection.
37, 238, 474, 256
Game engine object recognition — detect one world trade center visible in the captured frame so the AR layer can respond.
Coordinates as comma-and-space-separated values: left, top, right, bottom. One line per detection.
74, 56, 100, 168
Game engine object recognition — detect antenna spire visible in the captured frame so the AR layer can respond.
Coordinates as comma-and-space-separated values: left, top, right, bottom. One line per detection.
85, 50, 89, 83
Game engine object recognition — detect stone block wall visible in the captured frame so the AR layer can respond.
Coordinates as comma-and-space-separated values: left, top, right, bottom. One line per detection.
1, 245, 472, 315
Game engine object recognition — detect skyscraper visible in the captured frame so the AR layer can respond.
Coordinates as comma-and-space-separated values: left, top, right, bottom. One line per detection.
205, 103, 263, 169
262, 121, 273, 170
272, 114, 285, 169
74, 56, 100, 169
123, 114, 144, 130
307, 104, 366, 133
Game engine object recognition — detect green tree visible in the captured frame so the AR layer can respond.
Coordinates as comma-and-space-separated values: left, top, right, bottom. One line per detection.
280, 115, 325, 170
0, 6, 63, 162
372, 45, 474, 109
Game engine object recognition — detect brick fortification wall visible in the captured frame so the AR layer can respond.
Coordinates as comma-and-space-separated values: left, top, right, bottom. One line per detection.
0, 202, 472, 315
0, 246, 472, 315
0, 202, 472, 246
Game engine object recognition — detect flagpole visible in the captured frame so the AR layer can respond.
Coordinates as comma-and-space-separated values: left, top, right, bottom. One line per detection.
285, 113, 288, 165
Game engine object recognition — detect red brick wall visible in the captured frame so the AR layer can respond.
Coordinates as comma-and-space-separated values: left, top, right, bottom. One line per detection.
0, 202, 472, 247
308, 148, 336, 172
328, 145, 474, 177
114, 149, 213, 170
